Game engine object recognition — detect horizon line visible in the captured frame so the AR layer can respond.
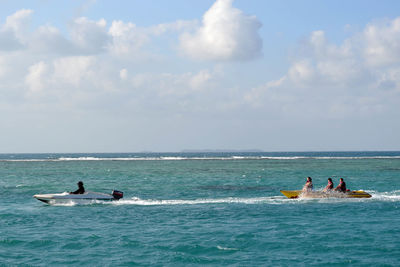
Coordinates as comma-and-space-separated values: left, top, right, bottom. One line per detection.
0, 150, 400, 154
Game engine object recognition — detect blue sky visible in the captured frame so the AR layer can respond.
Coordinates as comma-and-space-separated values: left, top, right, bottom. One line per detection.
0, 0, 399, 152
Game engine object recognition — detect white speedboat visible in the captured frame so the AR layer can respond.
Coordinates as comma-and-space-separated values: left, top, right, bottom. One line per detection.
33, 190, 123, 204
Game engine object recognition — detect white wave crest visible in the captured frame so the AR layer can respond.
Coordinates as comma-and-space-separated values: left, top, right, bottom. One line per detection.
217, 246, 239, 251
58, 157, 102, 161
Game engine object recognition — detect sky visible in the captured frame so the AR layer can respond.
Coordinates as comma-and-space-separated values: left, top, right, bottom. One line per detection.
0, 0, 400, 152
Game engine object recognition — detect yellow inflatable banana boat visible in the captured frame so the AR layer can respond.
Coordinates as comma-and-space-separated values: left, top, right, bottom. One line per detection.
280, 190, 372, 199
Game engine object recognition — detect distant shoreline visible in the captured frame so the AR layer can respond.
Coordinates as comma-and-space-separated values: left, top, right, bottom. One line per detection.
180, 149, 264, 153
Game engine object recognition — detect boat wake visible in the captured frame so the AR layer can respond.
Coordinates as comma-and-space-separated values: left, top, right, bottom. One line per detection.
369, 190, 400, 201
112, 196, 289, 206
44, 190, 400, 206
47, 196, 290, 206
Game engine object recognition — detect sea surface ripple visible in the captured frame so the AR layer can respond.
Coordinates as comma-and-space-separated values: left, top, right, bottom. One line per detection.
1, 152, 400, 266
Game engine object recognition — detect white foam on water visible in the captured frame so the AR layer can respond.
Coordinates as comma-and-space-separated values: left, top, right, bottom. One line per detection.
49, 200, 78, 206
261, 156, 304, 160
232, 156, 246, 159
217, 246, 239, 251
109, 196, 292, 206
47, 199, 108, 206
58, 157, 102, 161
368, 190, 400, 202
292, 190, 400, 203
159, 156, 187, 160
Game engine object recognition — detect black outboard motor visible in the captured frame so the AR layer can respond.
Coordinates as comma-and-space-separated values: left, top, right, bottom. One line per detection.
112, 190, 123, 200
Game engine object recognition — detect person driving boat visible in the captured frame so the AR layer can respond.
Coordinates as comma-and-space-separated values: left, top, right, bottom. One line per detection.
70, 181, 85, 194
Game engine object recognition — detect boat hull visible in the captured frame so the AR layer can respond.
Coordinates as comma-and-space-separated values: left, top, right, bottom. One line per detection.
33, 191, 115, 204
280, 190, 372, 199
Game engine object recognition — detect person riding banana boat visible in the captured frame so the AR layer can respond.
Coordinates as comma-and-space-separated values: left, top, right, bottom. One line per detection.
334, 178, 347, 193
302, 177, 313, 192
281, 177, 371, 198
323, 178, 334, 192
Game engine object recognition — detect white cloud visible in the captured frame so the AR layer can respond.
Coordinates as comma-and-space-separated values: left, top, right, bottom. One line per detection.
3, 9, 33, 37
70, 17, 109, 53
0, 9, 32, 50
189, 70, 212, 89
0, 29, 24, 51
123, 69, 222, 115
53, 56, 95, 86
288, 18, 400, 89
4, 6, 400, 125
180, 0, 262, 61
0, 8, 230, 113
245, 17, 400, 118
364, 17, 400, 67
150, 20, 198, 36
119, 68, 128, 80
375, 67, 400, 91
287, 59, 315, 85
289, 30, 367, 87
25, 61, 48, 93
0, 56, 6, 77
1, 3, 263, 60
130, 70, 215, 96
30, 25, 72, 54
108, 20, 149, 55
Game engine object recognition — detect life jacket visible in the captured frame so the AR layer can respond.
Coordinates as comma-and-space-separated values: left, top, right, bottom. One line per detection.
339, 182, 346, 192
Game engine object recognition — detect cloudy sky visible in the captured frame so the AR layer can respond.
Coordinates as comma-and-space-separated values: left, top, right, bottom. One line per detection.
1, 0, 400, 152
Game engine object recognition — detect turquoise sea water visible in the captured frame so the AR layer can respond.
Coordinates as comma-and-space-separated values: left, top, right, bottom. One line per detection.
1, 152, 400, 266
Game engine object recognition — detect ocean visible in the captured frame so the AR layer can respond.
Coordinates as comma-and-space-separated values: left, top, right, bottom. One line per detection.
1, 151, 400, 266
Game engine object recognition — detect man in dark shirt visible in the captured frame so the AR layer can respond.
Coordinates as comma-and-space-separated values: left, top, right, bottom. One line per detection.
334, 178, 347, 193
70, 181, 85, 194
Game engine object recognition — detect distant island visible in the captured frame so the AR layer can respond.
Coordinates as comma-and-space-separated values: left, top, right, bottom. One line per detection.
181, 149, 264, 153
